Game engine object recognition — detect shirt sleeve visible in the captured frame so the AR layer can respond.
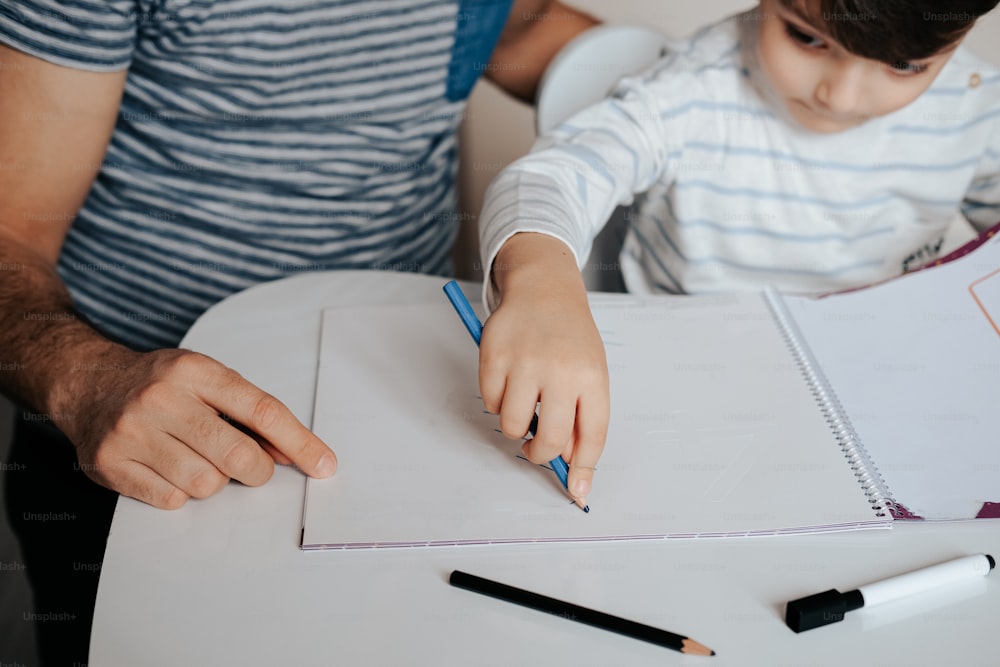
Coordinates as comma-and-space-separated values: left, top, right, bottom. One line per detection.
961, 115, 1000, 232
0, 0, 139, 72
478, 57, 699, 312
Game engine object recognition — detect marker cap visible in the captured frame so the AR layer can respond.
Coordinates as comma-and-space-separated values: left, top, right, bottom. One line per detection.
784, 588, 864, 633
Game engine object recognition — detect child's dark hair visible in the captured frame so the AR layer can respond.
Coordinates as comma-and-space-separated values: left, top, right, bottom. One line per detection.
778, 0, 1000, 64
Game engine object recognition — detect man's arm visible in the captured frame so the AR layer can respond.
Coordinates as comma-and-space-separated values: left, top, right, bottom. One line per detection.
0, 43, 127, 409
487, 0, 599, 103
0, 44, 336, 508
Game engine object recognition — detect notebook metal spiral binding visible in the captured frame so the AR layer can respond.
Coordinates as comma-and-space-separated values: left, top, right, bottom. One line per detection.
762, 287, 899, 519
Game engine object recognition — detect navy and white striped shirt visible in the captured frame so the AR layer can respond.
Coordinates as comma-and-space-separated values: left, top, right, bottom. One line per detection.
480, 10, 1000, 309
1, 0, 512, 349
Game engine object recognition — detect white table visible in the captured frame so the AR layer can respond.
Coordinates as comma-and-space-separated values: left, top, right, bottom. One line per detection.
91, 271, 1000, 666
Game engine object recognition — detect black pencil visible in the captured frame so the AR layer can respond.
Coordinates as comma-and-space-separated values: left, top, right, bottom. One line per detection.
449, 570, 715, 656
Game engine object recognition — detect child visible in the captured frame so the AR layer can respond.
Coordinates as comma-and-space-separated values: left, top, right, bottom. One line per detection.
475, 0, 1000, 507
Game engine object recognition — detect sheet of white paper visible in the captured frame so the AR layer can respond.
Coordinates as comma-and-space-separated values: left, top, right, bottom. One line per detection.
302, 291, 884, 549
783, 233, 1000, 520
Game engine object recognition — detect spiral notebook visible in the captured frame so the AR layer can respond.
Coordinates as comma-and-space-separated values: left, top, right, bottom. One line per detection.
778, 227, 1000, 521
301, 230, 999, 549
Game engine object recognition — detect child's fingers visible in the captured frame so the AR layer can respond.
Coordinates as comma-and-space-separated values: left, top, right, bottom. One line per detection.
564, 393, 610, 500
478, 364, 507, 415
497, 377, 540, 440
521, 388, 577, 464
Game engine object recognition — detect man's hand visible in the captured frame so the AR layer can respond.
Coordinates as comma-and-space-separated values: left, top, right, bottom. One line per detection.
0, 44, 337, 509
60, 346, 337, 509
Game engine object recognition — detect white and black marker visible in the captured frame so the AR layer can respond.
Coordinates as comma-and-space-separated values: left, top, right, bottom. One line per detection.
785, 553, 995, 633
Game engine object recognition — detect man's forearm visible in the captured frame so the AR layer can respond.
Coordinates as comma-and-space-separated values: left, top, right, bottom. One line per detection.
0, 231, 116, 424
488, 0, 600, 103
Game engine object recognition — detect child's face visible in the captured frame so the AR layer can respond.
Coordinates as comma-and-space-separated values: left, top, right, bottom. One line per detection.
756, 0, 960, 133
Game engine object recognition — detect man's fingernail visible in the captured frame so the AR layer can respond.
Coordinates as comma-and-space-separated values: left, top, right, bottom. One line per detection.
316, 454, 337, 477
573, 479, 591, 497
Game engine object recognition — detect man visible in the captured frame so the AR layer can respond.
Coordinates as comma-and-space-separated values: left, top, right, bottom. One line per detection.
0, 1, 598, 662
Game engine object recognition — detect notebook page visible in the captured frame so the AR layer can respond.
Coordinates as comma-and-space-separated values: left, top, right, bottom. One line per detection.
301, 292, 885, 549
781, 233, 1000, 520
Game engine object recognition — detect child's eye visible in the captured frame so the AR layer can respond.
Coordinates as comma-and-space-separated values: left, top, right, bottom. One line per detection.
784, 22, 825, 48
888, 61, 930, 76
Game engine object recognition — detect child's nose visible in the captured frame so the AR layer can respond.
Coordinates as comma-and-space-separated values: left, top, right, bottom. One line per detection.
814, 61, 865, 115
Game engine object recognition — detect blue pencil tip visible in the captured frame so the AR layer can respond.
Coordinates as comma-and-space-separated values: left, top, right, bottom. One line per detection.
583, 505, 590, 513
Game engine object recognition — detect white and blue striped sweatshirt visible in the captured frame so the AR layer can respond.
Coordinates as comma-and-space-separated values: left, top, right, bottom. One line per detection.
1, 0, 512, 350
480, 9, 1000, 310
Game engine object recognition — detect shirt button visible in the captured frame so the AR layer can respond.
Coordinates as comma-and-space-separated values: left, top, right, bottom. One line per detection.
969, 73, 982, 88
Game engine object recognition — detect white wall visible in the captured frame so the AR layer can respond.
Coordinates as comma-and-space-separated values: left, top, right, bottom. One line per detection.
454, 1, 1000, 279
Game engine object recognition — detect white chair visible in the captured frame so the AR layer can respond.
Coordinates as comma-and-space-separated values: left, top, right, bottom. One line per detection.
535, 25, 666, 292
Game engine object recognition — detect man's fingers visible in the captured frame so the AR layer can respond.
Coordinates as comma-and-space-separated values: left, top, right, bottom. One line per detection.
175, 404, 275, 487
230, 418, 294, 466
134, 430, 232, 498
104, 460, 191, 510
259, 440, 294, 466
90, 416, 236, 499
201, 370, 337, 479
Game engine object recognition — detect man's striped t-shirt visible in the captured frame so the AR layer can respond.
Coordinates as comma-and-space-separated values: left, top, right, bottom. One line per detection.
1, 0, 512, 350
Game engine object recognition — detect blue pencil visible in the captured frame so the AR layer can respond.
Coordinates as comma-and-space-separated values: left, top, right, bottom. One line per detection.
443, 280, 590, 513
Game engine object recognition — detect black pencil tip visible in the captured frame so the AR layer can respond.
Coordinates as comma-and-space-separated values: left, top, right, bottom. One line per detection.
710, 650, 716, 656
583, 505, 590, 513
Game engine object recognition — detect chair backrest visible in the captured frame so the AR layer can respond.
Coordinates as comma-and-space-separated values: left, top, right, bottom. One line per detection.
534, 25, 666, 292
535, 25, 667, 135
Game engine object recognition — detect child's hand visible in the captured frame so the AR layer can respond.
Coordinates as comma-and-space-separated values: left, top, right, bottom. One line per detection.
479, 233, 610, 507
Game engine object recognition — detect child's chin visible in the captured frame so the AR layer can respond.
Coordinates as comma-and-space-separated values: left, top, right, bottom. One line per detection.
789, 106, 866, 134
